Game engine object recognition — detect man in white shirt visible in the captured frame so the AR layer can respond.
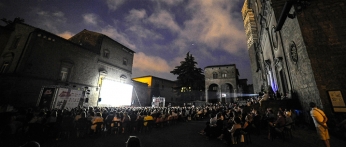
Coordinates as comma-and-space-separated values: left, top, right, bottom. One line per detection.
309, 102, 330, 147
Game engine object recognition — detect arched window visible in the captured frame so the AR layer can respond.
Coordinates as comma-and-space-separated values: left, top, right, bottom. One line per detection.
221, 72, 227, 78
213, 72, 218, 79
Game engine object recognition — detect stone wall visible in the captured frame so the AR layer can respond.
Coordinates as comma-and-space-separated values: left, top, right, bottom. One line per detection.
296, 0, 346, 116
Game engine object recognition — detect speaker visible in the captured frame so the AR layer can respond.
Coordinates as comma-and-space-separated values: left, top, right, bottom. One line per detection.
98, 98, 101, 102
85, 98, 89, 103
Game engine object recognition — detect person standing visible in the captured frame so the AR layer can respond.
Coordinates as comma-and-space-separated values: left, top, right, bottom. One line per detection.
309, 102, 330, 147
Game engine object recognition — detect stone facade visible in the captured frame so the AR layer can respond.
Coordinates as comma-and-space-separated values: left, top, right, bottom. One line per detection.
204, 64, 239, 103
242, 0, 346, 119
0, 21, 134, 108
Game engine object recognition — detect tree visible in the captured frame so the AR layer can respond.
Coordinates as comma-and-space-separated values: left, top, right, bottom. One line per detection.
170, 52, 205, 102
1, 17, 24, 25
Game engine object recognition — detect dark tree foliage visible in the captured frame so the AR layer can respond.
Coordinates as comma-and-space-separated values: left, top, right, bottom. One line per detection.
170, 52, 205, 101
1, 17, 24, 25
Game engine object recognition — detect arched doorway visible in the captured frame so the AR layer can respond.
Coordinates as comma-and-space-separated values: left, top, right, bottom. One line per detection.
208, 84, 219, 103
221, 83, 234, 103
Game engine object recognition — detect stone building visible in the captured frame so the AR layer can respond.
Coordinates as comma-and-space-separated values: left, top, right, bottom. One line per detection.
242, 0, 346, 118
132, 75, 179, 106
204, 64, 240, 103
0, 20, 134, 108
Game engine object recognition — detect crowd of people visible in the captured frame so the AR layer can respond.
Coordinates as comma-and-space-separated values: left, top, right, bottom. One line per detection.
1, 100, 345, 147
0, 103, 239, 146
197, 104, 296, 145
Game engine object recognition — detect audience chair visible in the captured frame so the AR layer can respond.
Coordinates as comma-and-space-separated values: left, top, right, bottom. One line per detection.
93, 122, 105, 137
110, 121, 121, 135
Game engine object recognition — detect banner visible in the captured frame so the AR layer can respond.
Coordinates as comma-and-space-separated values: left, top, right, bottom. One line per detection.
64, 89, 83, 110
53, 88, 69, 109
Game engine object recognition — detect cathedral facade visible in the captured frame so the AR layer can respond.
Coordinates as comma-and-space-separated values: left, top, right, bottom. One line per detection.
242, 0, 346, 117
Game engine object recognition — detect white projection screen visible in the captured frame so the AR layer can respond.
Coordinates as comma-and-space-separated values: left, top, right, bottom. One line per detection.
98, 79, 133, 107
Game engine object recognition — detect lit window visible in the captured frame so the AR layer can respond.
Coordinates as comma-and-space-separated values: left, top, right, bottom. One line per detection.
123, 58, 128, 66
181, 87, 187, 92
60, 67, 69, 82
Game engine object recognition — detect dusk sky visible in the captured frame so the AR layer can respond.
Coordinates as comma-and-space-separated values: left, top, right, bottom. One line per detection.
0, 0, 252, 83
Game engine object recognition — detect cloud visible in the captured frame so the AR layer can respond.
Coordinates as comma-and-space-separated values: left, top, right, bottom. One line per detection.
58, 31, 74, 39
34, 10, 67, 33
100, 25, 136, 50
106, 0, 126, 11
124, 9, 163, 41
126, 9, 147, 22
177, 0, 246, 54
133, 52, 172, 73
83, 13, 99, 26
160, 0, 184, 6
128, 25, 163, 40
148, 10, 181, 33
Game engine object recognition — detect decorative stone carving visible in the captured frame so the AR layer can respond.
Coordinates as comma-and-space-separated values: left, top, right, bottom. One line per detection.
271, 26, 279, 50
289, 41, 298, 63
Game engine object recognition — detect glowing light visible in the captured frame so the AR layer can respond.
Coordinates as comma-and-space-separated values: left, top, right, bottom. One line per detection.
99, 79, 133, 107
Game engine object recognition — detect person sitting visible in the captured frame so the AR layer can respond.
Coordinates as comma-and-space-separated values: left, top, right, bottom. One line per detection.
228, 117, 242, 144
285, 111, 293, 129
268, 111, 286, 139
243, 114, 253, 133
143, 112, 153, 126
90, 112, 103, 133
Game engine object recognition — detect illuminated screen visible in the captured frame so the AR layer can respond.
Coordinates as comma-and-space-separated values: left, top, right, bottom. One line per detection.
99, 79, 133, 107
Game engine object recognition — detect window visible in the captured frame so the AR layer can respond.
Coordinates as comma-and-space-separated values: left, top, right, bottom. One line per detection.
59, 61, 73, 82
120, 75, 127, 83
0, 62, 9, 73
181, 87, 187, 92
123, 58, 128, 66
162, 85, 164, 90
11, 36, 21, 50
271, 26, 278, 50
221, 73, 227, 78
60, 67, 69, 82
213, 72, 218, 79
212, 86, 218, 91
0, 52, 14, 73
103, 49, 110, 58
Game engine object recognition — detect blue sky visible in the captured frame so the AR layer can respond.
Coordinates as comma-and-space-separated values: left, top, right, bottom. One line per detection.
0, 0, 252, 83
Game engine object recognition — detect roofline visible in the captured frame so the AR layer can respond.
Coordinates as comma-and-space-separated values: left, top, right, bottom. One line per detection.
82, 29, 136, 54
204, 64, 236, 69
10, 22, 97, 53
132, 75, 176, 82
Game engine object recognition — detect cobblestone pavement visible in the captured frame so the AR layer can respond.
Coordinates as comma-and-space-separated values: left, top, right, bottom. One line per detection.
23, 119, 345, 147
